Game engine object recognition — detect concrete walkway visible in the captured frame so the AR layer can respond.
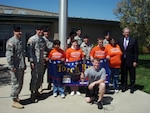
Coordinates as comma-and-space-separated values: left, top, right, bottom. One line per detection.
0, 57, 150, 113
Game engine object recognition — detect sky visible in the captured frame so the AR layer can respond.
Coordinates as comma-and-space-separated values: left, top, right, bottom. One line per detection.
0, 0, 121, 21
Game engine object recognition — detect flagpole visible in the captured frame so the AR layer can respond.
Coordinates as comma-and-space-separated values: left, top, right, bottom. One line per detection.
59, 0, 68, 50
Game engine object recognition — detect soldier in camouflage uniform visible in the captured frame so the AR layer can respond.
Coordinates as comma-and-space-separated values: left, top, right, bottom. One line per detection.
27, 26, 47, 102
6, 25, 26, 109
41, 27, 53, 91
80, 36, 93, 60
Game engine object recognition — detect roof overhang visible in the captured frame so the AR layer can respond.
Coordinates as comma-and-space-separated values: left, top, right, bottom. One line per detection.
0, 14, 58, 24
68, 17, 120, 25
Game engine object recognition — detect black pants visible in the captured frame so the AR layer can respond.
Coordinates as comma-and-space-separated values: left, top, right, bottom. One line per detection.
121, 62, 136, 88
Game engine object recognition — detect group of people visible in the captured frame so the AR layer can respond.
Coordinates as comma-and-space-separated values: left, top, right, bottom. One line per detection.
5, 26, 138, 110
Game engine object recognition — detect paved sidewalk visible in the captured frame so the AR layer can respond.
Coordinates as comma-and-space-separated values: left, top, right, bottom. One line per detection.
0, 57, 150, 113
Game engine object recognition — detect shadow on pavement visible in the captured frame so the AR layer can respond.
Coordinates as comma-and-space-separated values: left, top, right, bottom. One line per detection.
134, 84, 144, 91
0, 69, 11, 86
20, 91, 53, 105
103, 96, 113, 105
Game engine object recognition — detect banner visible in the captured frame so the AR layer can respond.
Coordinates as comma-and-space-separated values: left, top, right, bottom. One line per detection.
99, 59, 110, 84
63, 60, 87, 86
48, 60, 65, 86
82, 60, 93, 72
48, 59, 110, 86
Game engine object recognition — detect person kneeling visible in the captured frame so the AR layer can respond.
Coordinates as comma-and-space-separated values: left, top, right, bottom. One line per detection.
81, 58, 106, 109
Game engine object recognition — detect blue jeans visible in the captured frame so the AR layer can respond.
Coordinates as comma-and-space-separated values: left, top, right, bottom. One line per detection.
53, 85, 65, 95
110, 68, 120, 90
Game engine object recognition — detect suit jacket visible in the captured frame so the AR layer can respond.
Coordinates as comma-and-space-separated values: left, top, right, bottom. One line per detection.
118, 36, 138, 67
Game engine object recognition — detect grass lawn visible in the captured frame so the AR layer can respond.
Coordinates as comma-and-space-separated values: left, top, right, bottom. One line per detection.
136, 54, 150, 94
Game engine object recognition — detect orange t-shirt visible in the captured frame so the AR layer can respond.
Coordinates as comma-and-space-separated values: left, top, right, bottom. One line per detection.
90, 45, 106, 59
65, 47, 84, 62
48, 48, 65, 60
105, 44, 122, 68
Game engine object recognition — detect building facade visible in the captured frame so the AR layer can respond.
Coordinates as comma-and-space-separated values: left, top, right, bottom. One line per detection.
0, 5, 122, 56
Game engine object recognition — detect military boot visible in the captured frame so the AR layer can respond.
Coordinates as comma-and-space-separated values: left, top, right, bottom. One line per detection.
31, 91, 38, 103
12, 101, 24, 109
13, 97, 20, 102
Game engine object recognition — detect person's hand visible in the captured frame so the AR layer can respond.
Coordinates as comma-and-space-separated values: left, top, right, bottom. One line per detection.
80, 72, 84, 82
106, 55, 110, 60
30, 63, 34, 69
90, 58, 94, 62
61, 58, 65, 62
45, 57, 49, 61
11, 68, 16, 73
133, 62, 137, 67
88, 82, 96, 90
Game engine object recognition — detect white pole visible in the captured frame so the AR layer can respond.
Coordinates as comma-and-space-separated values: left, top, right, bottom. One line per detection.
59, 0, 68, 50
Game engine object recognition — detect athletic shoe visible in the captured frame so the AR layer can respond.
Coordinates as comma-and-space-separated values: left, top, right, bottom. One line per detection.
76, 91, 81, 95
61, 94, 65, 98
115, 89, 119, 93
70, 91, 75, 96
53, 93, 57, 97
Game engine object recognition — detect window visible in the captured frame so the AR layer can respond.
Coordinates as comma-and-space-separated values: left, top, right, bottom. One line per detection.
4, 10, 12, 14
18, 10, 26, 15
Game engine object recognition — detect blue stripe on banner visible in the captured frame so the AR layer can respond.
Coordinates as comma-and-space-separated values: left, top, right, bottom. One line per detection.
48, 60, 65, 86
100, 59, 110, 84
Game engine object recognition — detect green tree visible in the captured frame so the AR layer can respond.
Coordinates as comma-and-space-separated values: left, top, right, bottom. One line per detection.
114, 0, 150, 48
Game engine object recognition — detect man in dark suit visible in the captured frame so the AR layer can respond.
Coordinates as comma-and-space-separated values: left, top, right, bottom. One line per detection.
118, 27, 138, 93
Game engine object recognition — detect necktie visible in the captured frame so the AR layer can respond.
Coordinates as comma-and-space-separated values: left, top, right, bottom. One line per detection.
124, 38, 128, 50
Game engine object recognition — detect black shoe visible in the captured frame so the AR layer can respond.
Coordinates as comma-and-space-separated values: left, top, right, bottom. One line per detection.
130, 89, 134, 94
30, 93, 38, 103
97, 100, 103, 109
31, 97, 38, 103
130, 88, 134, 94
130, 85, 134, 94
122, 88, 126, 92
121, 86, 126, 92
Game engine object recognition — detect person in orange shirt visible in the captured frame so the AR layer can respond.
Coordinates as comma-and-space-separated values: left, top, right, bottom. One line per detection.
66, 40, 84, 96
48, 40, 66, 98
105, 38, 122, 93
90, 38, 106, 61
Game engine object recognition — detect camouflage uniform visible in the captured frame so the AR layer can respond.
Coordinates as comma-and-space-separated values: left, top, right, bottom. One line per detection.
6, 36, 26, 100
42, 36, 53, 85
80, 42, 93, 60
43, 36, 53, 52
27, 34, 47, 93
